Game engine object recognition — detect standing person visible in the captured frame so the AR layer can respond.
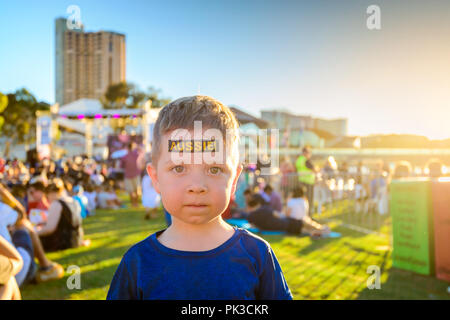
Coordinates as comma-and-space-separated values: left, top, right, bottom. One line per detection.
295, 146, 317, 217
141, 170, 160, 220
279, 156, 296, 203
120, 143, 142, 207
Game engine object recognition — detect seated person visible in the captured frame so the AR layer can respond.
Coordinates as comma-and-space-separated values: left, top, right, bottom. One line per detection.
71, 185, 89, 219
10, 184, 27, 213
0, 235, 22, 300
83, 183, 97, 215
37, 179, 90, 252
247, 193, 329, 237
97, 184, 121, 210
27, 181, 50, 225
285, 186, 308, 220
263, 184, 282, 212
0, 183, 64, 283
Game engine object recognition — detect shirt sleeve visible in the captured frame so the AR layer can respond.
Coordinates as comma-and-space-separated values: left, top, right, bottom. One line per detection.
305, 160, 314, 170
107, 256, 137, 300
0, 203, 18, 227
257, 246, 293, 300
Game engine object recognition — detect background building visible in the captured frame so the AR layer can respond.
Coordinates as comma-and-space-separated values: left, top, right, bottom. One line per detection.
260, 110, 348, 148
261, 110, 347, 137
55, 18, 126, 105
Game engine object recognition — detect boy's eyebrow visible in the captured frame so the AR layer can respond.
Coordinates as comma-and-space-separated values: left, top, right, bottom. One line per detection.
162, 159, 232, 168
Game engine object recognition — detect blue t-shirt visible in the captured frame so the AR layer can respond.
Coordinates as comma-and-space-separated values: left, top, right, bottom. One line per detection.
107, 227, 293, 300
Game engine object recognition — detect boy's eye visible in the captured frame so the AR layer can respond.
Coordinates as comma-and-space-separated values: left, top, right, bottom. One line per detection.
172, 166, 184, 173
209, 167, 222, 175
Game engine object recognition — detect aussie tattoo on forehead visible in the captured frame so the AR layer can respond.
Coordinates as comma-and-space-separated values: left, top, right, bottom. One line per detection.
168, 139, 218, 152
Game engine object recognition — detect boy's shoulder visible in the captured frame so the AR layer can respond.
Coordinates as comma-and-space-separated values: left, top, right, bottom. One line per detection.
233, 227, 274, 256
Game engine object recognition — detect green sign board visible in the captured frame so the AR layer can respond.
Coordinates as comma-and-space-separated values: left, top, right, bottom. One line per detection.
390, 178, 434, 275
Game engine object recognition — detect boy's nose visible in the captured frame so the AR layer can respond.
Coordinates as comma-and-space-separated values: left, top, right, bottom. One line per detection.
187, 183, 208, 194
186, 173, 208, 194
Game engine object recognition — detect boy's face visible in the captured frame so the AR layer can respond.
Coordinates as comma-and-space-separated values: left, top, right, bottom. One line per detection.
147, 130, 242, 225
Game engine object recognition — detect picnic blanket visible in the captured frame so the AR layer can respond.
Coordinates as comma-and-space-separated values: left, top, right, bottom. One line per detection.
225, 218, 341, 238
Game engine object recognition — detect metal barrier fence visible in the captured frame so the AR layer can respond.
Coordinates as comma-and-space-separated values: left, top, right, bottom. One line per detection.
247, 170, 392, 238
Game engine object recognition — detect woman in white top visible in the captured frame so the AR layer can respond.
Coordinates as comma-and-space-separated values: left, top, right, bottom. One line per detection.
285, 186, 309, 221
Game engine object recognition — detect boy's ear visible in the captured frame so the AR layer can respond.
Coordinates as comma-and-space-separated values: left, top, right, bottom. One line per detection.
147, 163, 161, 194
230, 164, 243, 195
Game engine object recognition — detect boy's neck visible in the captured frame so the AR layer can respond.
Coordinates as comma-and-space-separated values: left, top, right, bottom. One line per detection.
169, 216, 230, 236
158, 215, 235, 251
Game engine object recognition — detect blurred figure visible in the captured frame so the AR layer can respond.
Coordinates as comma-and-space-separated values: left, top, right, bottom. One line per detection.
354, 176, 368, 214
71, 185, 89, 219
285, 186, 308, 221
1, 183, 64, 284
295, 146, 317, 217
97, 184, 121, 210
393, 161, 412, 179
141, 170, 160, 220
279, 156, 296, 203
38, 179, 88, 253
83, 183, 97, 215
426, 158, 443, 178
369, 161, 388, 215
120, 142, 142, 207
0, 235, 22, 300
262, 185, 282, 212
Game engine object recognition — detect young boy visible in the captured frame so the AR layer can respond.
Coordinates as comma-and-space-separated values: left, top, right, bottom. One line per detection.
107, 96, 293, 300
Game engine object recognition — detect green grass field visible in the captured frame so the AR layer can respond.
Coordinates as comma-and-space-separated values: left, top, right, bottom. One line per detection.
21, 199, 450, 300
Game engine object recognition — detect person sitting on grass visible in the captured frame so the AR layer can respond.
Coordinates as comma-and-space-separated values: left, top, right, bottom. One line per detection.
285, 186, 309, 221
107, 95, 293, 300
27, 180, 50, 220
37, 179, 90, 252
0, 235, 22, 300
263, 184, 282, 212
97, 184, 121, 210
71, 185, 89, 219
247, 193, 330, 237
82, 183, 97, 215
0, 183, 64, 283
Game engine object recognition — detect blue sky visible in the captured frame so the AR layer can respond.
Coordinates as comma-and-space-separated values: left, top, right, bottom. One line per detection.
1, 0, 450, 139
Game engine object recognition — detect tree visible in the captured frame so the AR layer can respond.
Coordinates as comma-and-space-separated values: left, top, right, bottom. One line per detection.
103, 81, 171, 109
0, 88, 49, 147
0, 92, 8, 131
103, 82, 130, 109
145, 86, 171, 109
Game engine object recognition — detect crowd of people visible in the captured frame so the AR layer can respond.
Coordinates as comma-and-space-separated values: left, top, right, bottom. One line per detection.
0, 142, 152, 299
0, 141, 447, 299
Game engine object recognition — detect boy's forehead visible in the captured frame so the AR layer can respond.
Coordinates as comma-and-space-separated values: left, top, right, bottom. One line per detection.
159, 131, 234, 166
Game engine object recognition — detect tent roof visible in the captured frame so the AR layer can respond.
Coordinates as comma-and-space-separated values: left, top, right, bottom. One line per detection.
58, 99, 145, 118
229, 107, 269, 129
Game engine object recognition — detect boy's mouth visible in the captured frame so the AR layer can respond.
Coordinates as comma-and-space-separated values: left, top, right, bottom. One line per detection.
184, 203, 208, 208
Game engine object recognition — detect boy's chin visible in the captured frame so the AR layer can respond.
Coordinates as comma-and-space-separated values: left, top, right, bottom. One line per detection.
177, 212, 221, 225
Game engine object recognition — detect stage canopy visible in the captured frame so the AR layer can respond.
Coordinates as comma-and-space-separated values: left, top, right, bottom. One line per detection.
57, 98, 145, 119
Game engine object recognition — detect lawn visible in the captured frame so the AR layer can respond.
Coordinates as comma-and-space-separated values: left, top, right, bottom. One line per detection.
21, 200, 450, 300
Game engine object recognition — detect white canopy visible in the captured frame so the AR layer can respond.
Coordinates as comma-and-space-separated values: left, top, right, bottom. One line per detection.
58, 98, 145, 118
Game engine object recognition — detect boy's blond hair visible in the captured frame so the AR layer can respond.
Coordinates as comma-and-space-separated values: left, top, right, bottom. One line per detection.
151, 95, 240, 167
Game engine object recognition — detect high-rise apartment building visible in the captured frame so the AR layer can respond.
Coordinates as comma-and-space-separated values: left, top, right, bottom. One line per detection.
55, 18, 126, 106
